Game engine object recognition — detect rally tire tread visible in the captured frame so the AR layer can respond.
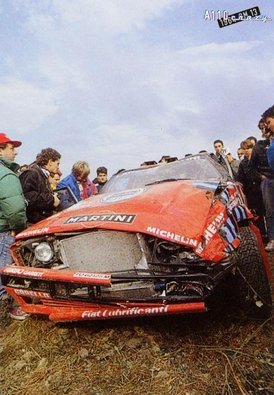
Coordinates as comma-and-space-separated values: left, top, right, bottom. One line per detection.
233, 226, 272, 318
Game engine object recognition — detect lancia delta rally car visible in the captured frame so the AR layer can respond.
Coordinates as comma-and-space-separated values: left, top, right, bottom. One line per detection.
1, 154, 272, 322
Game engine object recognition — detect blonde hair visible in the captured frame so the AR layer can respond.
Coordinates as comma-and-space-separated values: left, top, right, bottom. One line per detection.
240, 139, 254, 150
72, 161, 90, 178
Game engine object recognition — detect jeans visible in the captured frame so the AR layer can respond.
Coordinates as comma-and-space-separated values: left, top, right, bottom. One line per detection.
261, 178, 274, 240
0, 231, 15, 296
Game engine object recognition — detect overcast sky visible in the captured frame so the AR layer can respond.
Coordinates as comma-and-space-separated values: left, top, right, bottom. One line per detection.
1, 0, 273, 176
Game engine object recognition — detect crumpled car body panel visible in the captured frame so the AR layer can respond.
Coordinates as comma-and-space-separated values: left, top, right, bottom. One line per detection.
1, 155, 271, 321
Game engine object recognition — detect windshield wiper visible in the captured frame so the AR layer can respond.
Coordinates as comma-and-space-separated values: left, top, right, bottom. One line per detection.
145, 178, 191, 186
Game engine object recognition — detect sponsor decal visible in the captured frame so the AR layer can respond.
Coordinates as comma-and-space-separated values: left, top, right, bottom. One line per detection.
73, 272, 111, 280
65, 213, 136, 225
195, 212, 225, 253
20, 227, 49, 237
82, 305, 168, 319
203, 212, 225, 243
101, 188, 146, 203
195, 243, 203, 254
221, 218, 238, 244
14, 289, 51, 299
231, 205, 248, 222
3, 267, 44, 277
146, 226, 198, 247
3, 267, 22, 274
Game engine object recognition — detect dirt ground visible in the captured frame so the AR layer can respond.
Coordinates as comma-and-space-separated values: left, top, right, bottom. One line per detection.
0, 257, 273, 395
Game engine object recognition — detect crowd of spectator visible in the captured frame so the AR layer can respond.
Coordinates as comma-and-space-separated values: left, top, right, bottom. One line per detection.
1, 103, 274, 320
211, 108, 274, 254
0, 141, 108, 319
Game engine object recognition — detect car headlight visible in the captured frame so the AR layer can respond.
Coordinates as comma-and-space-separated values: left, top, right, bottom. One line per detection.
34, 242, 54, 263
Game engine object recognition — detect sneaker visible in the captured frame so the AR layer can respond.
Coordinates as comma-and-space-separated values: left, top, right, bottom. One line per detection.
261, 235, 269, 245
9, 306, 29, 321
265, 239, 274, 252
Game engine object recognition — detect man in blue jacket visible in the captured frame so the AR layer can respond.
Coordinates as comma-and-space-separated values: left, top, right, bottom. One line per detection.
265, 105, 274, 171
253, 106, 274, 251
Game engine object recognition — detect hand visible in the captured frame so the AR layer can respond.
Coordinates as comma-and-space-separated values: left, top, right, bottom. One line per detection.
226, 153, 233, 163
53, 193, 60, 208
10, 230, 16, 237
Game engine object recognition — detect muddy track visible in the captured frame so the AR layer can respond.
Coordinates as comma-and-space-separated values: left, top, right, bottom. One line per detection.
0, 256, 273, 395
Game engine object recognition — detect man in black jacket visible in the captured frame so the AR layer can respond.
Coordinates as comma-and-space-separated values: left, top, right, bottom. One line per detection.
20, 148, 61, 224
213, 139, 235, 178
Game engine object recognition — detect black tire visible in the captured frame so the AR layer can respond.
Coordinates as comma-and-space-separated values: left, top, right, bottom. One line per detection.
232, 226, 272, 318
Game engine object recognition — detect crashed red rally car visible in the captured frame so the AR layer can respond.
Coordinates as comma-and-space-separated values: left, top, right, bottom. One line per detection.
1, 154, 272, 322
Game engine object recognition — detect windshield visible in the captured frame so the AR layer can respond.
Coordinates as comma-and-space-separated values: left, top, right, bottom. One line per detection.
103, 154, 229, 193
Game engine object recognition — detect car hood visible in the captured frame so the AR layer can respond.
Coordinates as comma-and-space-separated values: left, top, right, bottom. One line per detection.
18, 180, 223, 246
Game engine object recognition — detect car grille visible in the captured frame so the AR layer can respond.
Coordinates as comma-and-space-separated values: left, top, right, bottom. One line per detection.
59, 230, 144, 272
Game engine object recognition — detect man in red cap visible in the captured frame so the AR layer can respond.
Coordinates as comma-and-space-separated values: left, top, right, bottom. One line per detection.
0, 132, 27, 320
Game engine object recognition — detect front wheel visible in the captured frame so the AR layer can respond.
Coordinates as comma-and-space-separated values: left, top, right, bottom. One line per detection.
232, 226, 272, 318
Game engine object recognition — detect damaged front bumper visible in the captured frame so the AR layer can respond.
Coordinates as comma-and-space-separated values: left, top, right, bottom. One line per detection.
0, 262, 234, 322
